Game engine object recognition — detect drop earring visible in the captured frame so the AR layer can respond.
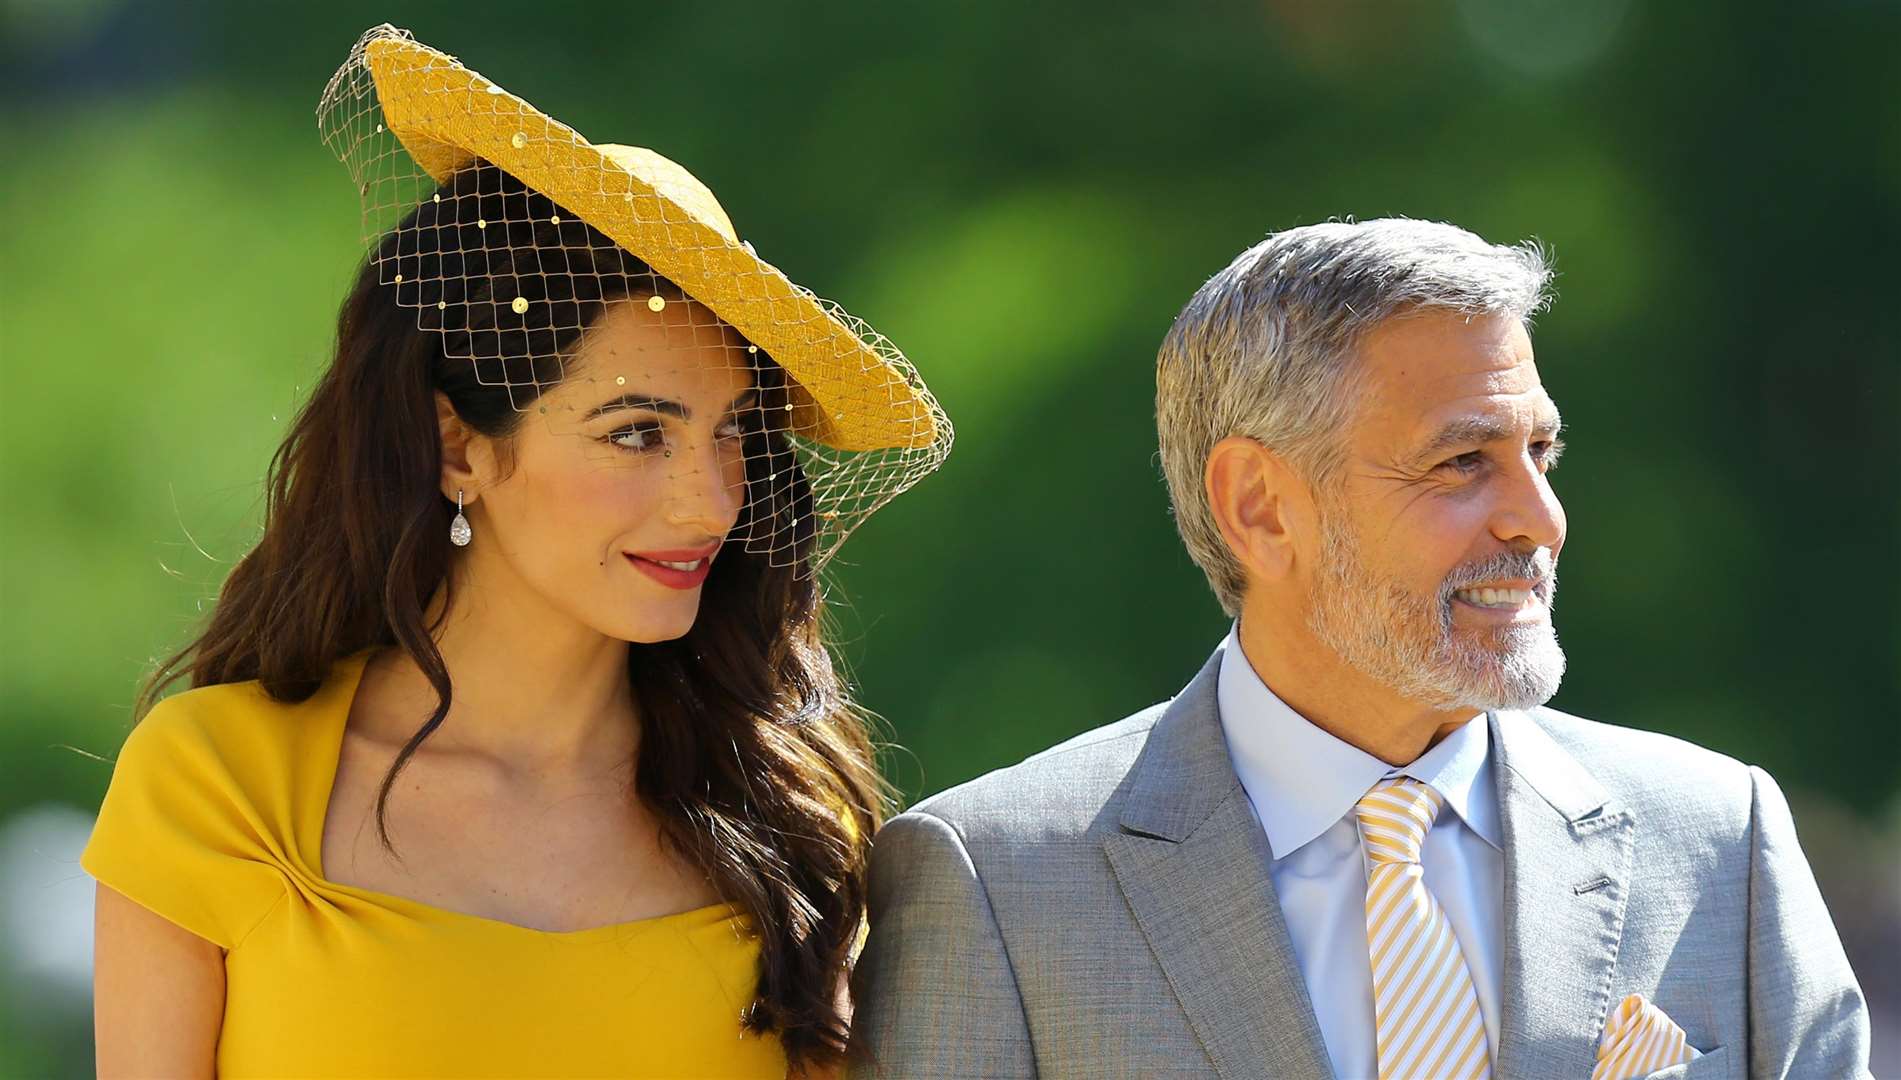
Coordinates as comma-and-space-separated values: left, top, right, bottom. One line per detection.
449, 489, 473, 547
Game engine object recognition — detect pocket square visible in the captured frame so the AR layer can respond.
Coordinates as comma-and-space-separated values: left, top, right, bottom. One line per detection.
1592, 993, 1703, 1080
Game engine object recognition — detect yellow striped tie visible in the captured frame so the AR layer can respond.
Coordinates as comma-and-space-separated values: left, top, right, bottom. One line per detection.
1354, 777, 1491, 1080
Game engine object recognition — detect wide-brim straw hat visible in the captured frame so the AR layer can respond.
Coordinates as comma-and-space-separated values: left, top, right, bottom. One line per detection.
330, 25, 942, 455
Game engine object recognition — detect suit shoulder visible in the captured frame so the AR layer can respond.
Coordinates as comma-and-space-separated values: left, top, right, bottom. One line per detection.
1523, 704, 1757, 832
905, 699, 1170, 842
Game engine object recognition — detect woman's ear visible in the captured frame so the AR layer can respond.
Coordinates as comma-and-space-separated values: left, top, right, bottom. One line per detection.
436, 391, 479, 502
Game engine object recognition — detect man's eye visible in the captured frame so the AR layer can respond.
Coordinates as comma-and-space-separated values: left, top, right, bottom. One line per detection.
1533, 437, 1565, 469
608, 424, 666, 452
1442, 451, 1485, 472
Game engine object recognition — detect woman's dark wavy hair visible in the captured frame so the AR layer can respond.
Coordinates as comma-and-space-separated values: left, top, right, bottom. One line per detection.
134, 161, 885, 1071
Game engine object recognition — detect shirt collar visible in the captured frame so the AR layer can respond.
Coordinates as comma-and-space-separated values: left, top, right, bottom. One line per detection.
1214, 623, 1501, 860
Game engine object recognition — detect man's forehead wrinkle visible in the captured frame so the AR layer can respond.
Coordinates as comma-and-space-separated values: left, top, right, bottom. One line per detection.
1358, 355, 1541, 422
1397, 350, 1540, 395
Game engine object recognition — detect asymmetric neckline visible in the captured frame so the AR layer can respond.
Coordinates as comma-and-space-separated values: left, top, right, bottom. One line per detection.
304, 650, 739, 940
83, 649, 785, 1076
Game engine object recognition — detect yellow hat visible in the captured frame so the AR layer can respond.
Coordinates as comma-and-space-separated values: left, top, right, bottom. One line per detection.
336, 26, 942, 455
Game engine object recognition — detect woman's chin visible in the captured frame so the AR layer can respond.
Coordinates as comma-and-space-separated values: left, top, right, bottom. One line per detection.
603, 608, 700, 646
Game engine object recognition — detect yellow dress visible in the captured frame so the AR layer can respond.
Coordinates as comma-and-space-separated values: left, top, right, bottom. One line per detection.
81, 652, 788, 1078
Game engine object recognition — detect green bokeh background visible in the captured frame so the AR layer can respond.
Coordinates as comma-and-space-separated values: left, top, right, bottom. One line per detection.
3, 1, 1897, 1074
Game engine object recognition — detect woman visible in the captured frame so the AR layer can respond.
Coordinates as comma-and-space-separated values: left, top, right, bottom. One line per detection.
84, 25, 949, 1079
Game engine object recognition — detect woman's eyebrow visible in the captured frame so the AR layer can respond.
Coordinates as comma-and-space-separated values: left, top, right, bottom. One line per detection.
582, 386, 761, 422
584, 394, 685, 421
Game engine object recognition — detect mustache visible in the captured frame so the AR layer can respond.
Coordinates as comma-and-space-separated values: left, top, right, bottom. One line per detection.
1440, 549, 1558, 597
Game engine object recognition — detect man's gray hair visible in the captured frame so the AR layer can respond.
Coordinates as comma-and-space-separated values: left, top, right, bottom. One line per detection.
1156, 218, 1554, 616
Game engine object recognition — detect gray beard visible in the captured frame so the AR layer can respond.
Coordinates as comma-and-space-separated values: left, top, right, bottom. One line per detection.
1305, 512, 1566, 712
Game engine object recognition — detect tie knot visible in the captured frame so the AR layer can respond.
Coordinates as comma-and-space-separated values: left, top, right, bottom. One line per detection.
1353, 777, 1445, 866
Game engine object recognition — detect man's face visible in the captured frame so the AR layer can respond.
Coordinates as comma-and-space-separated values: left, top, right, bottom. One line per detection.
1303, 309, 1568, 712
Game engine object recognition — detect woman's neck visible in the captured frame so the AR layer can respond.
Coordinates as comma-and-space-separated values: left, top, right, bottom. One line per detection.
363, 558, 638, 773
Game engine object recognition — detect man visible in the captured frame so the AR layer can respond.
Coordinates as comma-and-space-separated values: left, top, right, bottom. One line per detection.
851, 219, 1871, 1078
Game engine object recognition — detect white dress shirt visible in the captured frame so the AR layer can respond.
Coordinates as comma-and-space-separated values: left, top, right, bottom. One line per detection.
1214, 626, 1505, 1080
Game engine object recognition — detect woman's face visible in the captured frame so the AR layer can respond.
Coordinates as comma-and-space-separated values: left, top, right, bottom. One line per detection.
456, 297, 759, 644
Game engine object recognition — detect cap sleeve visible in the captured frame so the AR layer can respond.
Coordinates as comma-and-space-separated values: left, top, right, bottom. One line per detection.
81, 693, 289, 949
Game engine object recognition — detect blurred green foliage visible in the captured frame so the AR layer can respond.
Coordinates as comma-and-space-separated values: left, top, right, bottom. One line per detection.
2, 0, 1898, 1070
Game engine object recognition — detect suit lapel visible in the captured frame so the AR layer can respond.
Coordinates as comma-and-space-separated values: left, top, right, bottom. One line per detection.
1103, 650, 1335, 1080
1489, 709, 1636, 1078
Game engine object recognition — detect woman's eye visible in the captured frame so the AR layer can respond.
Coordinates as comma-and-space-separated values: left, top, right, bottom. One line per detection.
608, 424, 666, 452
715, 418, 746, 441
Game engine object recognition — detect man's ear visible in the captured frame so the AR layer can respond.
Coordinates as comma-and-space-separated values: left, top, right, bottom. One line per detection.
1205, 436, 1312, 585
436, 391, 480, 502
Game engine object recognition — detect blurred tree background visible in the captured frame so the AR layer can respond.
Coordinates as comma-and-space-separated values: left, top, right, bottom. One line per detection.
2, 0, 1896, 1074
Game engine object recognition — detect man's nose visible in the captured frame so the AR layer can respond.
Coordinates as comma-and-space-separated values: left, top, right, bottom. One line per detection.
1492, 454, 1566, 553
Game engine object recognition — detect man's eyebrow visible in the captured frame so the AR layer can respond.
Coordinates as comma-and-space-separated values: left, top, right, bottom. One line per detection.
582, 386, 761, 422
1408, 410, 1564, 464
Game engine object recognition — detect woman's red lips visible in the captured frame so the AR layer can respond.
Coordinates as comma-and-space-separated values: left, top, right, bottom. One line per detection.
623, 545, 719, 590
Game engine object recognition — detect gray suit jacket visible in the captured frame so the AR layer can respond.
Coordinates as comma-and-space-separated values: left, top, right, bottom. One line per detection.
850, 647, 1872, 1079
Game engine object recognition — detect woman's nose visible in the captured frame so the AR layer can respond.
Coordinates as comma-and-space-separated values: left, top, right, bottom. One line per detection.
663, 438, 745, 534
